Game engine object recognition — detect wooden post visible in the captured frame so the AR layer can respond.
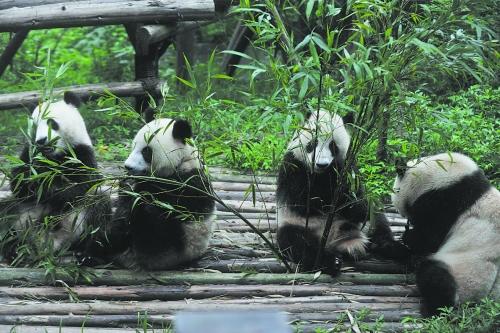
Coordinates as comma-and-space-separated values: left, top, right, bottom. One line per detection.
176, 22, 198, 90
222, 20, 253, 76
0, 29, 29, 78
126, 24, 173, 122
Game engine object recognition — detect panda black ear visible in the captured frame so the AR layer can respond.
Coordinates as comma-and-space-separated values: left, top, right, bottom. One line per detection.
63, 91, 82, 108
172, 119, 193, 142
305, 110, 313, 120
343, 112, 355, 125
395, 157, 408, 178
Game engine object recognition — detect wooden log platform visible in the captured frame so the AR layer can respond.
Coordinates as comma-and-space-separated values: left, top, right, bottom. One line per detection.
0, 165, 418, 332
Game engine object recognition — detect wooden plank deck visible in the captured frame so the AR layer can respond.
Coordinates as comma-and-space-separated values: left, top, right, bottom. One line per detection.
0, 165, 418, 333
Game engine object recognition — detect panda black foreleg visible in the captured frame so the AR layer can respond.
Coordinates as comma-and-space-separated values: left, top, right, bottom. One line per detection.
416, 257, 457, 317
277, 224, 342, 276
368, 213, 411, 261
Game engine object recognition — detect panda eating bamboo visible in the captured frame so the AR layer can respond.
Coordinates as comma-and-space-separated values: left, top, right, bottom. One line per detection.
276, 109, 408, 275
104, 118, 216, 270
3, 92, 111, 262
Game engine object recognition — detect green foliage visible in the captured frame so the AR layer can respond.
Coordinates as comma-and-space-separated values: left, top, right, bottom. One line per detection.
0, 26, 133, 91
403, 298, 500, 333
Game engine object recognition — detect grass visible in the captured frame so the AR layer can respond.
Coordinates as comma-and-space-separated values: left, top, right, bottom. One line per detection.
300, 299, 499, 333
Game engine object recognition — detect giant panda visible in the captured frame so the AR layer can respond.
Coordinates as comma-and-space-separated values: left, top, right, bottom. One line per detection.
392, 152, 499, 316
4, 91, 111, 262
105, 118, 216, 270
276, 109, 406, 275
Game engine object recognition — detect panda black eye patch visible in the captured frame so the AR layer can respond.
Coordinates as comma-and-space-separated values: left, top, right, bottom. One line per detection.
47, 119, 59, 131
141, 146, 153, 163
305, 138, 318, 153
328, 140, 337, 154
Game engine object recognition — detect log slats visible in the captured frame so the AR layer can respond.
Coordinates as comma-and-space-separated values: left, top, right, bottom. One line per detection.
0, 166, 415, 331
0, 0, 215, 32
0, 81, 162, 110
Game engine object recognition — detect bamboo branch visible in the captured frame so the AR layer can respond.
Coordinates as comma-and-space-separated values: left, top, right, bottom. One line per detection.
0, 267, 414, 286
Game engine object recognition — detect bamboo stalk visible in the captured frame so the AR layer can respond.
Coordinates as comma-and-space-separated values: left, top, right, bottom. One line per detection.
0, 311, 420, 329
0, 268, 415, 286
211, 173, 276, 185
0, 300, 419, 315
215, 200, 276, 213
0, 284, 419, 302
212, 182, 276, 192
0, 326, 138, 333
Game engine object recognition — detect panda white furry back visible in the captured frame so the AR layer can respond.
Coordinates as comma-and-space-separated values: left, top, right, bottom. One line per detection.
103, 118, 216, 270
392, 152, 499, 316
276, 109, 406, 275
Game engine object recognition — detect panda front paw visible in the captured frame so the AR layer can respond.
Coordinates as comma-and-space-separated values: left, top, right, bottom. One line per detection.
323, 255, 343, 277
402, 228, 418, 249
369, 239, 411, 261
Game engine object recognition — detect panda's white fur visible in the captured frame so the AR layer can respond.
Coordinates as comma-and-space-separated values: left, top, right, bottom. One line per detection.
392, 152, 499, 315
124, 118, 201, 177
32, 98, 92, 150
276, 109, 403, 275
287, 110, 351, 172
108, 118, 215, 270
6, 92, 111, 261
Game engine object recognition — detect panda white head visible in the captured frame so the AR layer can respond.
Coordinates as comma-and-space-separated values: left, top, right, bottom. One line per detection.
391, 152, 479, 217
288, 109, 351, 173
31, 91, 91, 156
124, 118, 201, 178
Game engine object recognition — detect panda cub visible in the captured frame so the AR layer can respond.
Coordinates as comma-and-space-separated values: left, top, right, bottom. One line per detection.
392, 152, 499, 316
108, 118, 216, 270
277, 109, 404, 275
5, 92, 111, 260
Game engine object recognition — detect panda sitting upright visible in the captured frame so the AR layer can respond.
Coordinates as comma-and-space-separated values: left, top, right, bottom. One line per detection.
392, 152, 499, 316
106, 118, 216, 270
276, 109, 406, 275
4, 92, 111, 261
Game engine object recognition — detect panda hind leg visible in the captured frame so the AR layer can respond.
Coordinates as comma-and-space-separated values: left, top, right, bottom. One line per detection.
416, 258, 457, 317
277, 224, 342, 275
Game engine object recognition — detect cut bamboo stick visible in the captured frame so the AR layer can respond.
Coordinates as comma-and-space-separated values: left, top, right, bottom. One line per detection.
0, 268, 415, 286
0, 311, 420, 329
0, 300, 419, 316
0, 284, 419, 302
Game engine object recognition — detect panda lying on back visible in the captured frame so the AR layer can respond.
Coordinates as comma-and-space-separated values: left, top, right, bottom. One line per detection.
392, 152, 499, 316
277, 109, 406, 275
4, 92, 111, 261
105, 118, 216, 270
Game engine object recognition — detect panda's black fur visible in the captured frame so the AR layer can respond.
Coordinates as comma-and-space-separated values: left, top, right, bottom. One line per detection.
11, 142, 98, 207
276, 110, 406, 275
103, 118, 216, 270
392, 152, 499, 316
3, 92, 111, 263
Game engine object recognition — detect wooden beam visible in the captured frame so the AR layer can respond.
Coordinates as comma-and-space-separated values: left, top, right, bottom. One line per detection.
0, 0, 125, 11
0, 29, 29, 78
0, 0, 237, 11
136, 24, 174, 55
0, 81, 162, 110
222, 20, 254, 76
176, 21, 198, 88
0, 0, 215, 32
